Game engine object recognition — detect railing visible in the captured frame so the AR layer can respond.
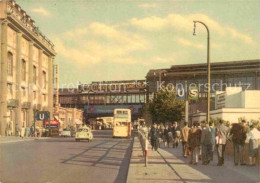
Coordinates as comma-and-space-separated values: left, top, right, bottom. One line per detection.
138, 127, 149, 167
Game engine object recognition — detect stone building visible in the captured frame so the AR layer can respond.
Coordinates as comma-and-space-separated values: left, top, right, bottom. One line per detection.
0, 0, 56, 136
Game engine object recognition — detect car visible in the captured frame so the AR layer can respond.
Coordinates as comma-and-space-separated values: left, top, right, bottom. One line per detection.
59, 129, 71, 137
75, 126, 93, 142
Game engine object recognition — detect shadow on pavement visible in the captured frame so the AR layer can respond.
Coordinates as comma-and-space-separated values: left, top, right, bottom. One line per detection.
61, 136, 133, 183
159, 146, 257, 183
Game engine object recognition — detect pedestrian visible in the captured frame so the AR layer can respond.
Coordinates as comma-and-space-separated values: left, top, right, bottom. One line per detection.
21, 125, 25, 138
247, 124, 260, 166
158, 124, 164, 148
181, 122, 190, 158
188, 122, 202, 165
172, 121, 180, 148
164, 124, 171, 148
209, 121, 216, 161
150, 123, 159, 151
201, 121, 212, 165
229, 120, 247, 166
215, 120, 229, 166
30, 126, 34, 137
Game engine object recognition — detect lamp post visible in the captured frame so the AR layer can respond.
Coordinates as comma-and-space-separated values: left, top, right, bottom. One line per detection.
154, 70, 167, 91
193, 20, 211, 123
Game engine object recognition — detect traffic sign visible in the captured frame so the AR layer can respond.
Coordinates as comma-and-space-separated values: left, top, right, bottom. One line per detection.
35, 111, 50, 121
176, 87, 185, 100
188, 87, 199, 100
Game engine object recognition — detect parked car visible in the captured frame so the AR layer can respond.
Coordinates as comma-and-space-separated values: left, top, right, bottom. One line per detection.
59, 129, 71, 137
75, 126, 93, 142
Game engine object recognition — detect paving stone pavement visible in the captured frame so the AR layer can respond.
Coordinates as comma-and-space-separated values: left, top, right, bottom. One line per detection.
0, 136, 50, 144
127, 137, 260, 183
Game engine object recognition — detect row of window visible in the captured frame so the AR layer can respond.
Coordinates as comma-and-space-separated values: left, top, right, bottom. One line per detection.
59, 94, 146, 105
7, 52, 47, 88
7, 83, 47, 101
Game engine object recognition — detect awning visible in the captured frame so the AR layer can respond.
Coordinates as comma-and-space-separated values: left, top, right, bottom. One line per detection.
54, 116, 64, 124
75, 119, 83, 125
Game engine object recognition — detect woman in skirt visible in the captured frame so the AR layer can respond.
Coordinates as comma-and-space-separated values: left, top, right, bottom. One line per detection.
247, 124, 260, 166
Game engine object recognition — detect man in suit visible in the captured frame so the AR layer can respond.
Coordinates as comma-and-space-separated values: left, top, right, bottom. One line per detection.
216, 120, 229, 166
201, 121, 212, 165
229, 120, 247, 166
181, 122, 190, 157
172, 122, 180, 148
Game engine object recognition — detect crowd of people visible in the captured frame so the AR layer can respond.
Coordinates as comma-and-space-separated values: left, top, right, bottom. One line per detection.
149, 120, 260, 166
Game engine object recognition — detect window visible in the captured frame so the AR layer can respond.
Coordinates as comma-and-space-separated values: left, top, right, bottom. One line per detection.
33, 66, 37, 84
257, 77, 260, 90
33, 91, 36, 100
7, 52, 13, 76
22, 111, 27, 124
22, 60, 26, 81
43, 94, 47, 102
7, 83, 13, 97
21, 87, 26, 97
43, 71, 47, 89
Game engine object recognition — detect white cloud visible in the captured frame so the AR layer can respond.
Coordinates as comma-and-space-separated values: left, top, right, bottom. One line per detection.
139, 3, 156, 8
53, 22, 149, 66
177, 38, 205, 49
130, 16, 168, 30
129, 13, 254, 44
32, 7, 51, 16
226, 27, 253, 44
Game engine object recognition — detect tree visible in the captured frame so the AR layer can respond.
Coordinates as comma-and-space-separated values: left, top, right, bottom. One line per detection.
149, 86, 185, 124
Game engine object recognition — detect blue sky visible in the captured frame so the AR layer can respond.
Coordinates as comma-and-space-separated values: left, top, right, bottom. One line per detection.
16, 0, 260, 86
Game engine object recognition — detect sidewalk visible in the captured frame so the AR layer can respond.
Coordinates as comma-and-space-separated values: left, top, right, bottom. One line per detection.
0, 136, 51, 144
127, 137, 260, 183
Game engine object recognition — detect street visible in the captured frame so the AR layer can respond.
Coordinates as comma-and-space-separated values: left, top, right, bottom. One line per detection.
0, 130, 133, 183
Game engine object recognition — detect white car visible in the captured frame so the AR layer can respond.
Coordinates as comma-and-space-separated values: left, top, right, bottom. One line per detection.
59, 129, 71, 137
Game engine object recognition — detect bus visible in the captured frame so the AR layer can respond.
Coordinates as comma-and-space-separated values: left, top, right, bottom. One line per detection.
113, 109, 131, 138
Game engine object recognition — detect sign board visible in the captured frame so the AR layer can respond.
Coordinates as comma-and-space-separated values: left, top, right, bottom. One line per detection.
176, 87, 186, 100
84, 104, 142, 114
45, 120, 59, 128
188, 87, 199, 100
215, 92, 225, 109
45, 120, 59, 125
36, 111, 50, 121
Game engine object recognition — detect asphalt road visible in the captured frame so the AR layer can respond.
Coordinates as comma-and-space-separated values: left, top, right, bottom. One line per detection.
0, 130, 133, 183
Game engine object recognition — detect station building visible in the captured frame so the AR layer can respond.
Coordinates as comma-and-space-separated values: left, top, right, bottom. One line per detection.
0, 0, 56, 136
146, 59, 260, 123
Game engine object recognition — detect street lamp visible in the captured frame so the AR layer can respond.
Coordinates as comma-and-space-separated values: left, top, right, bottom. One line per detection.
193, 20, 211, 123
154, 70, 167, 86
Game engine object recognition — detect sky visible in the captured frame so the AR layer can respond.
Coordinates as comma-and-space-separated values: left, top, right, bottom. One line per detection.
16, 0, 260, 86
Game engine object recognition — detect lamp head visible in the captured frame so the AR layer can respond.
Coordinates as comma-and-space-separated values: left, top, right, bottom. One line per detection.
193, 21, 196, 36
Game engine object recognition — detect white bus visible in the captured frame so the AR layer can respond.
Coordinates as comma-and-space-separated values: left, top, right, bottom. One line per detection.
113, 109, 131, 138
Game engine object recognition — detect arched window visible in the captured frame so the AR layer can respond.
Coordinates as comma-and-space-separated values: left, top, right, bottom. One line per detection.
43, 71, 47, 89
22, 59, 26, 81
7, 52, 13, 76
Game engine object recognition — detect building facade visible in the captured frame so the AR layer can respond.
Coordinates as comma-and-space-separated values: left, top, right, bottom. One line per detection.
0, 0, 55, 136
146, 59, 260, 121
55, 107, 83, 131
191, 87, 260, 124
